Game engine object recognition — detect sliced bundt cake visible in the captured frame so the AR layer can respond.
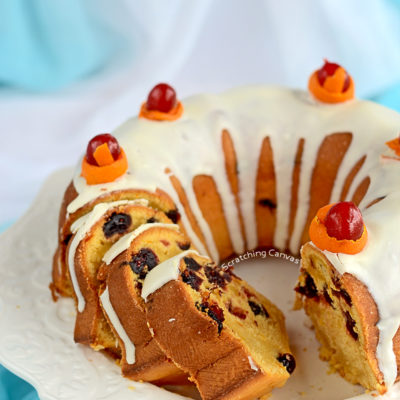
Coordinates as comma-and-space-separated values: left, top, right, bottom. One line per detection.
296, 242, 386, 393
98, 224, 192, 384
141, 252, 294, 400
53, 184, 180, 298
66, 199, 175, 355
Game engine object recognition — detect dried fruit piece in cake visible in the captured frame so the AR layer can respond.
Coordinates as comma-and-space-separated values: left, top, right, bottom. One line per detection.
67, 199, 174, 356
141, 253, 294, 400
98, 225, 192, 384
296, 243, 386, 393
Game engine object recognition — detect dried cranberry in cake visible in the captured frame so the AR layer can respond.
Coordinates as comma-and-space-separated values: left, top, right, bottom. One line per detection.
184, 257, 202, 271
248, 300, 269, 318
204, 265, 232, 289
103, 213, 132, 238
181, 269, 203, 291
177, 241, 191, 251
195, 301, 225, 334
207, 303, 225, 334
166, 209, 180, 224
277, 353, 296, 374
332, 288, 352, 307
317, 60, 350, 92
324, 202, 364, 241
295, 273, 318, 299
86, 134, 121, 166
344, 311, 358, 340
146, 83, 177, 113
128, 248, 159, 279
323, 288, 333, 307
258, 198, 277, 209
227, 301, 248, 320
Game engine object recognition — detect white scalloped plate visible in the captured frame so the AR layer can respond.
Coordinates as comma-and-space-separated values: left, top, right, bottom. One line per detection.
0, 168, 399, 400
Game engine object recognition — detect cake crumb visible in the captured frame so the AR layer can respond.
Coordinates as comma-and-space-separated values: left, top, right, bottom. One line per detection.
128, 385, 135, 391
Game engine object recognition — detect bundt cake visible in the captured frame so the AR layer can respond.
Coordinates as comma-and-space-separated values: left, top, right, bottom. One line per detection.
51, 61, 400, 396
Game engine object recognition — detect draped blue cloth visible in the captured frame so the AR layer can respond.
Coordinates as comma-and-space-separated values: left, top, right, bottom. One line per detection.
0, 366, 38, 400
0, 0, 119, 91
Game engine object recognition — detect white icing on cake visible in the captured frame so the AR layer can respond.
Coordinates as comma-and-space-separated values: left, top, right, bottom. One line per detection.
100, 287, 135, 364
248, 356, 259, 371
68, 200, 148, 312
66, 86, 400, 387
141, 250, 198, 302
102, 223, 180, 265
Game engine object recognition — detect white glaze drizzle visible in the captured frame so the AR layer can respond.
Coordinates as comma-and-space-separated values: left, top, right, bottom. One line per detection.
248, 356, 259, 371
66, 86, 400, 386
102, 223, 179, 265
68, 200, 148, 312
141, 250, 198, 301
100, 287, 135, 364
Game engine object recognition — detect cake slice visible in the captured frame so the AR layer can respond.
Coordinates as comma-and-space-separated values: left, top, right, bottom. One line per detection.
52, 183, 180, 298
141, 252, 295, 400
296, 242, 386, 393
98, 224, 192, 384
66, 199, 174, 356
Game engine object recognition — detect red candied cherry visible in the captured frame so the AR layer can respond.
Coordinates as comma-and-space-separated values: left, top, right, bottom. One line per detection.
324, 202, 364, 241
317, 60, 350, 92
146, 83, 177, 113
86, 134, 121, 166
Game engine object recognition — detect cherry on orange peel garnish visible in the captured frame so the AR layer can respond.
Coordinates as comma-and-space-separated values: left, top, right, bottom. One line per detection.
309, 202, 367, 255
86, 134, 121, 166
139, 83, 183, 121
386, 135, 400, 157
309, 60, 355, 103
81, 134, 128, 185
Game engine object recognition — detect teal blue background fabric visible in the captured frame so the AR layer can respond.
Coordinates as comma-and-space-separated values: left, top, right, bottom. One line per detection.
0, 365, 38, 400
0, 222, 38, 399
0, 0, 120, 91
371, 83, 400, 112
